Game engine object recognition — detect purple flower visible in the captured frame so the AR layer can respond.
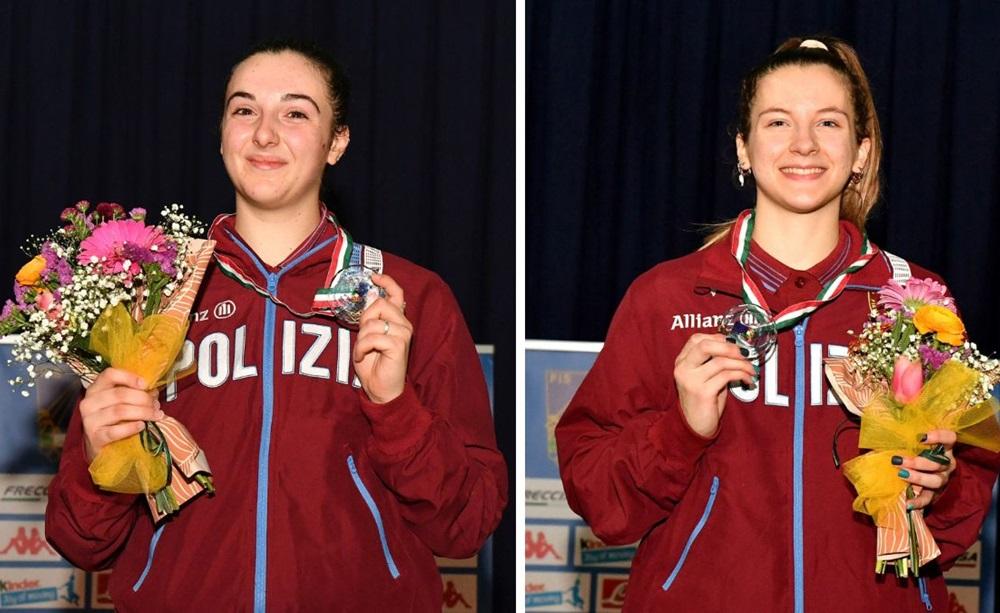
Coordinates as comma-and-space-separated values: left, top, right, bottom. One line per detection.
40, 243, 73, 286
1, 299, 16, 320
13, 282, 29, 308
918, 345, 951, 371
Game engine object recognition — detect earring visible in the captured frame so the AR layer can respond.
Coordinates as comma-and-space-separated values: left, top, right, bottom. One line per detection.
849, 171, 863, 185
734, 163, 752, 189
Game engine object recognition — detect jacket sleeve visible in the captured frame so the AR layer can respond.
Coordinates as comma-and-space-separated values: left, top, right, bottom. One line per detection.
555, 278, 715, 545
924, 444, 1000, 570
358, 275, 507, 558
44, 397, 141, 571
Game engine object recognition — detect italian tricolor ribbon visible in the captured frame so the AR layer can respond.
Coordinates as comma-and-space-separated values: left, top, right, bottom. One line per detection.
730, 209, 878, 331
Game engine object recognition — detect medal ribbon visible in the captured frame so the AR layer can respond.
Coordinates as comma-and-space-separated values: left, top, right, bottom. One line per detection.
730, 209, 878, 331
211, 212, 352, 319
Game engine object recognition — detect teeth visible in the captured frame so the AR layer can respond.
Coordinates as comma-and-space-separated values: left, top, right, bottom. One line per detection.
782, 167, 823, 175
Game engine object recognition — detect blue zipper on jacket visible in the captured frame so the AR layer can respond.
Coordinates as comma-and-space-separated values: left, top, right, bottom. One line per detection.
662, 476, 720, 591
228, 232, 336, 613
347, 455, 401, 578
132, 524, 166, 592
793, 321, 808, 613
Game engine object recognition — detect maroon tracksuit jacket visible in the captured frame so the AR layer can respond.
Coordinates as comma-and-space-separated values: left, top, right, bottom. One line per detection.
45, 214, 507, 611
556, 221, 999, 612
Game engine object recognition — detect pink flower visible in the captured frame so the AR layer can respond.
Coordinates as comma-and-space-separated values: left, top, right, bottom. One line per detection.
877, 278, 956, 314
77, 219, 170, 277
36, 289, 54, 311
891, 356, 924, 404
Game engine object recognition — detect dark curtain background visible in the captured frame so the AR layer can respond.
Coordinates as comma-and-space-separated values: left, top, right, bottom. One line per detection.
0, 1, 513, 609
527, 0, 1000, 361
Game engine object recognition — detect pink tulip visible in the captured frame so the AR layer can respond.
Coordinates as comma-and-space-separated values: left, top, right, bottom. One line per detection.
892, 356, 924, 404
36, 290, 54, 312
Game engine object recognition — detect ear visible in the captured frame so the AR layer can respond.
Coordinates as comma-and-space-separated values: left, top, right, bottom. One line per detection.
853, 137, 872, 173
735, 133, 750, 170
327, 127, 351, 165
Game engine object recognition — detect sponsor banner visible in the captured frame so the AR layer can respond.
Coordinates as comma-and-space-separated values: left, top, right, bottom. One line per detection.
525, 478, 574, 520
573, 526, 635, 568
441, 573, 476, 611
595, 574, 628, 612
947, 585, 980, 613
525, 525, 570, 566
524, 345, 599, 483
524, 571, 590, 611
0, 520, 60, 562
435, 554, 478, 569
89, 571, 114, 610
0, 474, 52, 516
0, 567, 85, 609
946, 539, 982, 582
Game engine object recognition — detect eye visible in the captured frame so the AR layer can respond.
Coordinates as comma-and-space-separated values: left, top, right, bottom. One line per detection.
286, 110, 309, 120
231, 107, 255, 117
766, 119, 788, 127
818, 119, 840, 128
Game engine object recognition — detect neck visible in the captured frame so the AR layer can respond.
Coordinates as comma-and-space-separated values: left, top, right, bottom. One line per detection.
750, 205, 840, 270
234, 199, 322, 266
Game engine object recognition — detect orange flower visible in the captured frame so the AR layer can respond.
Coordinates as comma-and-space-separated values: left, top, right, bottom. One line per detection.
914, 304, 965, 346
15, 256, 46, 287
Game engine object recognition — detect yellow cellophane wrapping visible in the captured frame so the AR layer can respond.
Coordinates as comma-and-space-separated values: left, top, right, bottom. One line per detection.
843, 360, 1000, 527
86, 303, 189, 494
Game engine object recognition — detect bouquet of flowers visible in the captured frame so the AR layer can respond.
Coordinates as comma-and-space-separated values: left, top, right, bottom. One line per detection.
1, 201, 216, 521
825, 278, 1000, 577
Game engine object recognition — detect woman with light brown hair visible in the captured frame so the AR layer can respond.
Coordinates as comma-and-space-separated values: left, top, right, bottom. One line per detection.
557, 35, 998, 611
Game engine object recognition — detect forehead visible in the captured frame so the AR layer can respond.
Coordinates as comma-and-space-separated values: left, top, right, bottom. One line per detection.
226, 51, 329, 103
753, 64, 852, 115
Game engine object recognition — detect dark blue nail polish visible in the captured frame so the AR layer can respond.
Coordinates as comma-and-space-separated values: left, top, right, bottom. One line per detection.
725, 337, 736, 344
739, 347, 750, 357
891, 456, 903, 466
918, 433, 928, 443
898, 469, 910, 479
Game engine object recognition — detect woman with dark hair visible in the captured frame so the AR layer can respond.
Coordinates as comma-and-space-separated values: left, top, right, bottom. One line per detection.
556, 36, 998, 611
45, 40, 507, 611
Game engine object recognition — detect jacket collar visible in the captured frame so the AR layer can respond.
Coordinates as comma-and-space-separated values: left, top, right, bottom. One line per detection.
693, 218, 888, 297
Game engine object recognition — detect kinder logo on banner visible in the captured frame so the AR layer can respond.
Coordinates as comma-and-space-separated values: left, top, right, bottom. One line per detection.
597, 575, 628, 611
525, 525, 570, 565
0, 521, 59, 561
0, 568, 85, 609
0, 473, 52, 515
525, 572, 589, 611
574, 526, 636, 567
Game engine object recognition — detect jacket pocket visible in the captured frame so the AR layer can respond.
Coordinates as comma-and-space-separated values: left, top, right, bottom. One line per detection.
347, 455, 401, 579
662, 475, 720, 591
132, 524, 167, 592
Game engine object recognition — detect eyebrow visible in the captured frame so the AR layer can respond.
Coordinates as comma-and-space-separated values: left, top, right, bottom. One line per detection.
757, 106, 849, 119
226, 91, 322, 114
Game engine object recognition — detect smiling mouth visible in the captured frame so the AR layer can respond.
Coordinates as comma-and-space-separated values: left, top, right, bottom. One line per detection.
781, 167, 825, 176
247, 157, 286, 170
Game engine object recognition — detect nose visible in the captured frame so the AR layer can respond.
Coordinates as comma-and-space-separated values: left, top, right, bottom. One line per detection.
252, 113, 279, 147
789, 124, 818, 155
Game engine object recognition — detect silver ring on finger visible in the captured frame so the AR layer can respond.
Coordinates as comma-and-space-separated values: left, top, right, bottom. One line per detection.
383, 320, 390, 335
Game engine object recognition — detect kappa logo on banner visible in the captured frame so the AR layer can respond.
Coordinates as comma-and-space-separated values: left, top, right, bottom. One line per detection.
526, 526, 570, 565
0, 525, 57, 559
598, 576, 628, 610
441, 574, 475, 610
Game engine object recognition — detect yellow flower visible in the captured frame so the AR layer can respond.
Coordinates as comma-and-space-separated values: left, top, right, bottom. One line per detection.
914, 304, 965, 346
15, 256, 46, 287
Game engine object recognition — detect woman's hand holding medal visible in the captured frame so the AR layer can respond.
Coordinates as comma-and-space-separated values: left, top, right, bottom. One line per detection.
353, 273, 413, 404
673, 333, 756, 438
